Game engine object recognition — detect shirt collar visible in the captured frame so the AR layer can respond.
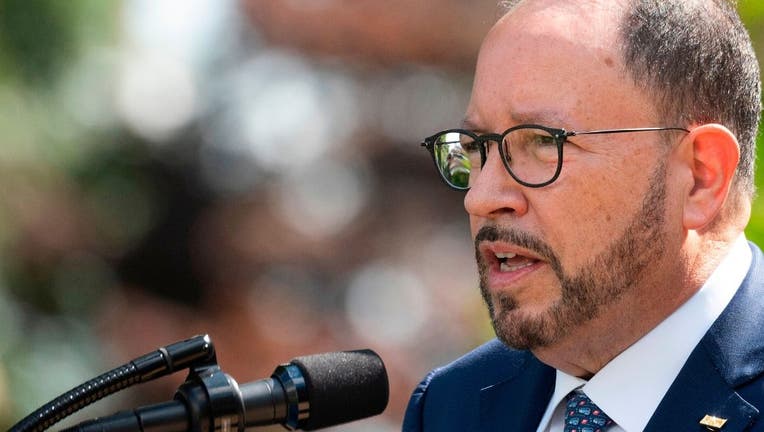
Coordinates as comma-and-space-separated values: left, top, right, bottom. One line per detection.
579, 234, 751, 431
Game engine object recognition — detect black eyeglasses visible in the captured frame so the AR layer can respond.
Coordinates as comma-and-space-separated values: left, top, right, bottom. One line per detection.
421, 124, 689, 190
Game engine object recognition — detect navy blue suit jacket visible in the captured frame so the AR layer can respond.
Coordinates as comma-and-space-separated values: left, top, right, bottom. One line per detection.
403, 243, 764, 431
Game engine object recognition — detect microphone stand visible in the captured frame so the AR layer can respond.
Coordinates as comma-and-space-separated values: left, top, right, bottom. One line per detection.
64, 351, 315, 431
63, 362, 248, 432
9, 335, 221, 432
10, 335, 389, 432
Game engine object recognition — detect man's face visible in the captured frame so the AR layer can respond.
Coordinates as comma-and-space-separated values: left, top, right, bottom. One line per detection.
465, 2, 679, 350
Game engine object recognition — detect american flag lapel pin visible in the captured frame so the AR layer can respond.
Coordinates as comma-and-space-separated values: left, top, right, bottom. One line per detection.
699, 415, 728, 431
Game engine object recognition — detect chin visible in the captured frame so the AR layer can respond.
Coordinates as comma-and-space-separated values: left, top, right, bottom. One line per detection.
490, 298, 568, 351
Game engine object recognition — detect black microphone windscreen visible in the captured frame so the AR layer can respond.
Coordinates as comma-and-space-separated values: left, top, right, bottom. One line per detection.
291, 349, 389, 430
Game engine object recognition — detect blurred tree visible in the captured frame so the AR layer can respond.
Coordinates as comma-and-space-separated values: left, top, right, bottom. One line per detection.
739, 2, 764, 245
0, 0, 76, 86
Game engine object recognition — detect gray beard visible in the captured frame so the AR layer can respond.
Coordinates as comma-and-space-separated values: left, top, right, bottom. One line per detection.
476, 160, 668, 350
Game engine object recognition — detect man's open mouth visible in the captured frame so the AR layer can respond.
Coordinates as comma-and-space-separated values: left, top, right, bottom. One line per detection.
495, 252, 540, 273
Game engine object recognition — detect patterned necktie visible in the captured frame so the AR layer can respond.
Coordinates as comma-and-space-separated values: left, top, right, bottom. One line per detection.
563, 391, 614, 432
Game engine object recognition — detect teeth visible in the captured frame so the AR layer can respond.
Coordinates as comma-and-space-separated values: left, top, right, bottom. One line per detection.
500, 260, 535, 273
494, 251, 535, 273
495, 252, 517, 259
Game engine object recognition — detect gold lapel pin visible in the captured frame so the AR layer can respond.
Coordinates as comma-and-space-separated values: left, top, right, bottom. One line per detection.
699, 415, 728, 431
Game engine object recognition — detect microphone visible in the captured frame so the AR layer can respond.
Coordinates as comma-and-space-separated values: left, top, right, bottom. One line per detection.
64, 349, 389, 431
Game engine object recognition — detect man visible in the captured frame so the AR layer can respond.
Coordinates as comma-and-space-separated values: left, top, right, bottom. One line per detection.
404, 0, 762, 431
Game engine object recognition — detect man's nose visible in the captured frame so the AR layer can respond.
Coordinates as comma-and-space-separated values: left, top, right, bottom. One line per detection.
464, 144, 529, 218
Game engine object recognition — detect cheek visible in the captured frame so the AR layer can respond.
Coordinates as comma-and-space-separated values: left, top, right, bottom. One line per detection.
663, 167, 691, 233
536, 161, 649, 267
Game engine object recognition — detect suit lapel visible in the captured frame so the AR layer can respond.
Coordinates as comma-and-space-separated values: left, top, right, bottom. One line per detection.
646, 242, 764, 431
644, 344, 758, 431
479, 354, 555, 431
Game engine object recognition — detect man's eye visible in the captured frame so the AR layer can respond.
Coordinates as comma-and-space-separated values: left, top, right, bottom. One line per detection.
461, 139, 482, 153
533, 134, 557, 146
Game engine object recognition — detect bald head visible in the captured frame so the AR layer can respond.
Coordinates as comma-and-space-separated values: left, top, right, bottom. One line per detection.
493, 0, 760, 220
470, 0, 658, 135
493, 0, 625, 51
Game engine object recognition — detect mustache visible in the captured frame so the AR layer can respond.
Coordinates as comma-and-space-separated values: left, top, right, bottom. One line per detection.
474, 225, 557, 264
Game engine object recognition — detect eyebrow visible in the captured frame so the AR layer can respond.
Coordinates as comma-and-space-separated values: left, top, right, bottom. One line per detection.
460, 118, 483, 132
514, 110, 573, 127
461, 110, 576, 133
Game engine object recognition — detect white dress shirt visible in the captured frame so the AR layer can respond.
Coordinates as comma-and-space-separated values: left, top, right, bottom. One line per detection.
536, 235, 752, 432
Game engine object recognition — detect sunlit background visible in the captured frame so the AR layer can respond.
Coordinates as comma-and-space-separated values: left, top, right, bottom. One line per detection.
0, 1, 762, 430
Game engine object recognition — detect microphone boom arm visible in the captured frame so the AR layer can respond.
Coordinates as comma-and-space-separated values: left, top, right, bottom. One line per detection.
10, 336, 389, 432
9, 335, 217, 432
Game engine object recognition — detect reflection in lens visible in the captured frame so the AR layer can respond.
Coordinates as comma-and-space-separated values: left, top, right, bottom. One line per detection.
434, 132, 472, 189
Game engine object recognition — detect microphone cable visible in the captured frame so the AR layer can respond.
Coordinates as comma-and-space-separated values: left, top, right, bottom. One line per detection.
9, 335, 217, 432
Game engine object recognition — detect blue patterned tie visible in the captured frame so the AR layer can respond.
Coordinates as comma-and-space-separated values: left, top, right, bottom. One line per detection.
563, 391, 614, 432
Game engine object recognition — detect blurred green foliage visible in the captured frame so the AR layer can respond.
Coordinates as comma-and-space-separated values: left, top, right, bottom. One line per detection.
0, 0, 76, 86
739, 1, 764, 245
0, 2, 124, 428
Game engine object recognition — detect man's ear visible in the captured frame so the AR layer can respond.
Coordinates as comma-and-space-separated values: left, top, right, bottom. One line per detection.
681, 124, 740, 230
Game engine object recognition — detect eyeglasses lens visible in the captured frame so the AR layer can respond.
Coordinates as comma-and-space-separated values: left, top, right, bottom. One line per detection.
431, 127, 560, 189
432, 132, 481, 190
500, 127, 559, 186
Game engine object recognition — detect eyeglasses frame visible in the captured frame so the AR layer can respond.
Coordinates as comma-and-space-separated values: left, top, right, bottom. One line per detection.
421, 124, 690, 190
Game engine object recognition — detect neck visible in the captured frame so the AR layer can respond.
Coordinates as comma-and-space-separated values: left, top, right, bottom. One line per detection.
531, 232, 738, 378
